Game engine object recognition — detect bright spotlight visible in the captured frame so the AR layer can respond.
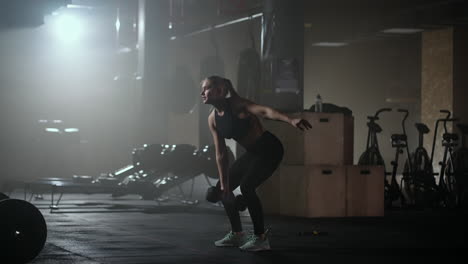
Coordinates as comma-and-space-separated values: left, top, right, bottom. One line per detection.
115, 18, 121, 32
53, 14, 82, 42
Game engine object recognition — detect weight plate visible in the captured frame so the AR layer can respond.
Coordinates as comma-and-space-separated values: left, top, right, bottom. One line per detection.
0, 199, 47, 263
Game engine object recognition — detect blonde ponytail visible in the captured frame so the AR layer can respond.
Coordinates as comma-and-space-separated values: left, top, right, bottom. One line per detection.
223, 78, 239, 98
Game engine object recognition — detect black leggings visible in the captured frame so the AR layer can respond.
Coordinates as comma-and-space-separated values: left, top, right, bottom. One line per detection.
216, 131, 283, 235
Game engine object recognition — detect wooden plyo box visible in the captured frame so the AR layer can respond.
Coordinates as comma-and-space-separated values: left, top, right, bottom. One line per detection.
279, 165, 346, 218
257, 169, 281, 215
258, 164, 385, 218
302, 112, 354, 166
278, 165, 308, 217
346, 165, 384, 217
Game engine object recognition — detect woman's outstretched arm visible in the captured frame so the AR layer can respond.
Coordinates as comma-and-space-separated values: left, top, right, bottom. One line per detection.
244, 99, 312, 131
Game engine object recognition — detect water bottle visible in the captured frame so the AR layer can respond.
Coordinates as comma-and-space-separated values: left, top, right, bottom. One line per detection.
315, 94, 323, 112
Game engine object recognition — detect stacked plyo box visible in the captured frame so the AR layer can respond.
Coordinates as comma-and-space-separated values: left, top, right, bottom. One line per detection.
258, 112, 384, 217
287, 112, 353, 217
345, 165, 384, 217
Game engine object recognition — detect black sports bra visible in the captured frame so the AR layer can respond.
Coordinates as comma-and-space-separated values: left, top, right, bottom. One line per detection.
215, 99, 251, 140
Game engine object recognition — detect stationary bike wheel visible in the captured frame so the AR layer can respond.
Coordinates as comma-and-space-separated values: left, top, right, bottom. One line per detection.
443, 157, 458, 208
403, 148, 436, 207
358, 146, 385, 167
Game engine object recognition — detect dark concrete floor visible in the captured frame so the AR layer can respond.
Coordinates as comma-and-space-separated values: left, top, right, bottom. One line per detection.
5, 191, 468, 264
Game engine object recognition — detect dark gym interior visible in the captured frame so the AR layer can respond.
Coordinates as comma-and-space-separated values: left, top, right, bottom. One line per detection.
0, 0, 467, 263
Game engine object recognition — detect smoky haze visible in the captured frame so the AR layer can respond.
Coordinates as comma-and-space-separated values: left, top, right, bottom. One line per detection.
0, 6, 143, 181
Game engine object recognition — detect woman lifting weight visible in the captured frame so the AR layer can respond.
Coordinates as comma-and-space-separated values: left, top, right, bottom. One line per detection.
201, 76, 311, 251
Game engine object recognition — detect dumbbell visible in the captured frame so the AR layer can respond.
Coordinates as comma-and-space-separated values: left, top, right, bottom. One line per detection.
0, 192, 48, 263
205, 186, 247, 211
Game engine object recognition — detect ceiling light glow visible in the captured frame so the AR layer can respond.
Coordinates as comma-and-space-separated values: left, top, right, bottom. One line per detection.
381, 28, 424, 34
53, 14, 83, 42
312, 42, 348, 47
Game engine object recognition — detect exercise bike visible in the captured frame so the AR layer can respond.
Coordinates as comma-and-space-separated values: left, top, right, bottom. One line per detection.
429, 110, 459, 208
359, 108, 391, 208
402, 121, 437, 208
386, 109, 411, 208
358, 108, 392, 168
450, 123, 468, 208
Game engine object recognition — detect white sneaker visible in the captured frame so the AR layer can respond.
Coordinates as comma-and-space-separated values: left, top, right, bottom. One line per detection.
239, 234, 271, 252
214, 231, 246, 247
